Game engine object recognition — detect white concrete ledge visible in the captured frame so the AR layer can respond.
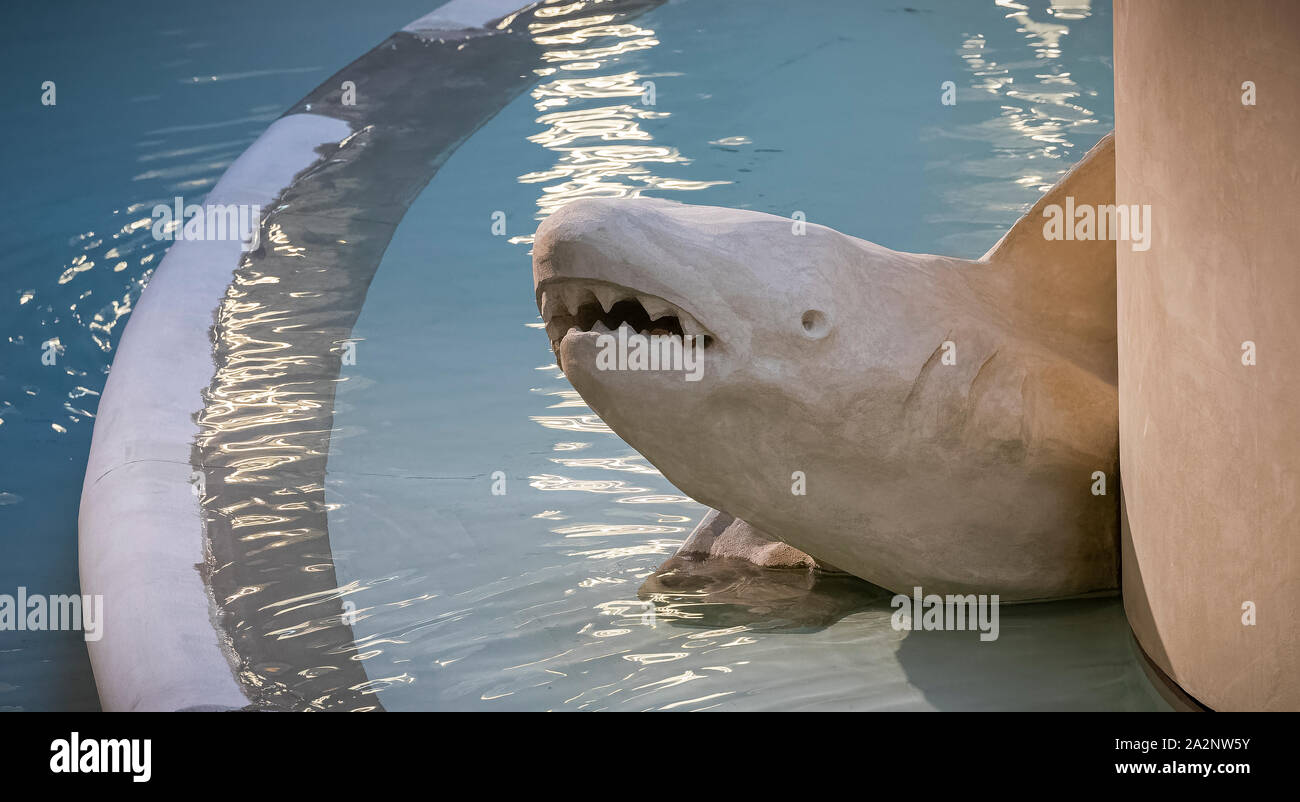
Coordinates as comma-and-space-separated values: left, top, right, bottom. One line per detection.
79, 113, 352, 711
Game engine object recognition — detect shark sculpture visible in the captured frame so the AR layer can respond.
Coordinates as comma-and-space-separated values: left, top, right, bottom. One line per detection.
533, 133, 1119, 602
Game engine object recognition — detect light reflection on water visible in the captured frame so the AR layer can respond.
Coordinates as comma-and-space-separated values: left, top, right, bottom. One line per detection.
510, 7, 727, 243
929, 0, 1104, 252
513, 6, 744, 706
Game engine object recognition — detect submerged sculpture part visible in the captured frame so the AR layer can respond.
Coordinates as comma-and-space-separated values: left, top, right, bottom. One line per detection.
533, 134, 1118, 602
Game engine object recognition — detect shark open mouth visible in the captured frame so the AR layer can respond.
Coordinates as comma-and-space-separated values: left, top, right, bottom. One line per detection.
537, 278, 712, 369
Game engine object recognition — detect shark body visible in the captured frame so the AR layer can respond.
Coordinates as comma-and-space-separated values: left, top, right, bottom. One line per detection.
533, 134, 1119, 601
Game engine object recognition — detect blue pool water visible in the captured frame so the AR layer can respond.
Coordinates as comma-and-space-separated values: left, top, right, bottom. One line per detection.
1, 0, 1162, 710
0, 0, 437, 711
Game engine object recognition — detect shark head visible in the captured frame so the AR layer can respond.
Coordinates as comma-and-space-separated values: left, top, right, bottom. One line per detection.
532, 198, 899, 546
530, 134, 1122, 601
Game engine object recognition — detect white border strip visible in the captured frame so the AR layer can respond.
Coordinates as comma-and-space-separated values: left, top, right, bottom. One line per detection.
403, 0, 529, 32
79, 114, 350, 711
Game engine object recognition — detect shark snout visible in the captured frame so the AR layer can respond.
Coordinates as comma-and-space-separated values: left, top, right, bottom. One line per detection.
532, 198, 845, 376
533, 198, 702, 306
533, 199, 725, 369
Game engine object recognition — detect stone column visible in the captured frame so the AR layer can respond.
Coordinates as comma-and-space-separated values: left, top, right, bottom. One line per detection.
1115, 0, 1300, 710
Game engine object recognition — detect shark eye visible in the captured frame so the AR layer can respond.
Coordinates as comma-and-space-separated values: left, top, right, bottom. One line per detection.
800, 309, 830, 339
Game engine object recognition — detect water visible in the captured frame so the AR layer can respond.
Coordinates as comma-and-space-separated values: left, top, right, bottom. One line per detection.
0, 0, 1163, 711
0, 0, 441, 712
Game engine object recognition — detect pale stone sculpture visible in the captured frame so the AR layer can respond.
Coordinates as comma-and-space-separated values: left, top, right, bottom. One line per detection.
533, 133, 1118, 602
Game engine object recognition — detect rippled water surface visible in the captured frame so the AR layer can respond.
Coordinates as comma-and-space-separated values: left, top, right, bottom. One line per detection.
0, 0, 441, 711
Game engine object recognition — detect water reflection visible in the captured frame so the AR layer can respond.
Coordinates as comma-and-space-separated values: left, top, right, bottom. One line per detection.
976, 0, 1099, 166
2, 206, 168, 436
641, 556, 889, 632
511, 5, 726, 244
511, 4, 748, 704
925, 0, 1107, 255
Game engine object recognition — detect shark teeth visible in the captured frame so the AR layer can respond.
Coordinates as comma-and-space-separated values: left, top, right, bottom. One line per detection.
536, 277, 714, 358
677, 310, 706, 337
593, 285, 622, 314
638, 294, 673, 321
539, 291, 561, 321
561, 284, 597, 315
544, 318, 570, 344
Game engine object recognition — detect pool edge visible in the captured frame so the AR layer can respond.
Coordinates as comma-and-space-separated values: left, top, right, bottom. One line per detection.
78, 113, 354, 712
76, 0, 534, 713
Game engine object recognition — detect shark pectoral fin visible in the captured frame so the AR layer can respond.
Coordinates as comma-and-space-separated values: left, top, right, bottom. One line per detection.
638, 509, 882, 632
674, 509, 842, 572
982, 132, 1118, 364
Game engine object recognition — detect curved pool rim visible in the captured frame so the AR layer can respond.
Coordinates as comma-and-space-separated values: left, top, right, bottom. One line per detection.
75, 0, 635, 712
